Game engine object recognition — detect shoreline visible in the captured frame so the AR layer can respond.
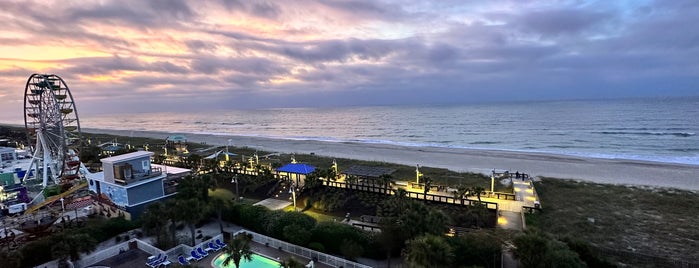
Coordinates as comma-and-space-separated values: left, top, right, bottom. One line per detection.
84, 128, 699, 191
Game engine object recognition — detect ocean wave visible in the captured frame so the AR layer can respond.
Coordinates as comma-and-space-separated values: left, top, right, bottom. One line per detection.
220, 122, 244, 126
595, 131, 695, 137
469, 141, 501, 145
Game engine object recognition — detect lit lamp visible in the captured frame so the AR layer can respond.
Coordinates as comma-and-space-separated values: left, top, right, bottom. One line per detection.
416, 164, 423, 184
289, 185, 297, 212
231, 176, 240, 201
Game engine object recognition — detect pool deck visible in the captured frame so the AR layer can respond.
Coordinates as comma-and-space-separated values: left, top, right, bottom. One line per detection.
92, 240, 334, 268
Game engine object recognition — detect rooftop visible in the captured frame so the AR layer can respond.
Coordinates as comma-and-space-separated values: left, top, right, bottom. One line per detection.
152, 164, 191, 175
101, 151, 154, 164
277, 163, 315, 175
342, 165, 396, 178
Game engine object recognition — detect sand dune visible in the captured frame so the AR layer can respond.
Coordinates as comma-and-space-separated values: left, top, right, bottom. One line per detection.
85, 128, 699, 191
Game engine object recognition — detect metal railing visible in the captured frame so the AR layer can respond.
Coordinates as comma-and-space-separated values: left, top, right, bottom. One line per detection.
74, 240, 135, 268
237, 230, 373, 268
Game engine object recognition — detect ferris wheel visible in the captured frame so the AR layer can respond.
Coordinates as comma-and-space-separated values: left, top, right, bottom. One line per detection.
23, 74, 82, 187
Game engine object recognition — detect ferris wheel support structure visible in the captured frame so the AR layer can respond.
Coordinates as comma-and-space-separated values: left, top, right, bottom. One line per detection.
22, 74, 82, 189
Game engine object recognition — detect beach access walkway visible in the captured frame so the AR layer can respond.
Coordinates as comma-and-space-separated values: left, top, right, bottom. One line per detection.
322, 176, 540, 213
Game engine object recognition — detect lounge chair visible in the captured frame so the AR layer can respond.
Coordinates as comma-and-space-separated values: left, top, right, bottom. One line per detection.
216, 239, 227, 248
190, 250, 204, 261
208, 242, 221, 252
147, 255, 167, 268
178, 255, 189, 265
197, 247, 209, 257
147, 253, 162, 263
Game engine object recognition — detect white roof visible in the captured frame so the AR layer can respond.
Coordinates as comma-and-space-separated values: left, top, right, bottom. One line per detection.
101, 151, 154, 164
152, 164, 191, 175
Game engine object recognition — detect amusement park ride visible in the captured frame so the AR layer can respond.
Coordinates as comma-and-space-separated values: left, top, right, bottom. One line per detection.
1, 74, 92, 247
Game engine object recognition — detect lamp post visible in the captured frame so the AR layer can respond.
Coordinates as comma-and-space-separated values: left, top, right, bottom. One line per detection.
231, 175, 240, 201
415, 164, 423, 184
289, 184, 297, 212
60, 197, 65, 212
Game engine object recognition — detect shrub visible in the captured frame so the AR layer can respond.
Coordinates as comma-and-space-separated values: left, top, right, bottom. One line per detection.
307, 242, 325, 252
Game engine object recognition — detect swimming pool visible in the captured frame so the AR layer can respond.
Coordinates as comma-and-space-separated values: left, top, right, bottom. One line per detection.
212, 253, 281, 268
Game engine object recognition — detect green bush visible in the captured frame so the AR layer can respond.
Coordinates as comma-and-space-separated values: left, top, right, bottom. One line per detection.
310, 222, 369, 255
266, 211, 317, 239
307, 242, 325, 252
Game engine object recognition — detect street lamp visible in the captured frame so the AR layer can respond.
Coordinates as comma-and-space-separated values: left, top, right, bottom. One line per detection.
289, 185, 297, 212
231, 175, 240, 201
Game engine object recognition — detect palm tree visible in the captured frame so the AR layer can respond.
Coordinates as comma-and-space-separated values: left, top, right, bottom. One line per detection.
402, 234, 453, 268
175, 198, 207, 246
471, 186, 485, 202
279, 257, 304, 268
378, 174, 394, 195
422, 176, 432, 200
222, 233, 254, 268
51, 232, 98, 267
209, 197, 229, 233
141, 202, 172, 248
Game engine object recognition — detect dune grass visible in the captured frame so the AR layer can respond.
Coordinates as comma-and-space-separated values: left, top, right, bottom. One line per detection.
527, 178, 699, 264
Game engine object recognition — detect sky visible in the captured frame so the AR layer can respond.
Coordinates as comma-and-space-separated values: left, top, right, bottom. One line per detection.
0, 0, 697, 118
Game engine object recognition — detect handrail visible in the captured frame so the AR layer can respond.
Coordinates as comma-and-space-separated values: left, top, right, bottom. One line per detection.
24, 181, 87, 214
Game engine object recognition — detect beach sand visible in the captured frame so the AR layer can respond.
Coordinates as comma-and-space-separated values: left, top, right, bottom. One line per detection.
85, 128, 699, 191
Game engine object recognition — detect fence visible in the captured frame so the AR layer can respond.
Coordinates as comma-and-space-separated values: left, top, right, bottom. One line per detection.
324, 180, 499, 210
238, 230, 373, 268
74, 240, 136, 268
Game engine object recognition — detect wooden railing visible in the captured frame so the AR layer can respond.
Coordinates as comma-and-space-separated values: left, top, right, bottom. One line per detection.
322, 180, 498, 210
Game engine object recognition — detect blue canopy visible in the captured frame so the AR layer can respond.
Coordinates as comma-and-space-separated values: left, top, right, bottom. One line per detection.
277, 163, 315, 175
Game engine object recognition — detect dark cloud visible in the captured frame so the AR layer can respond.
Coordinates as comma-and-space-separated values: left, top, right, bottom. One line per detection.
511, 8, 613, 37
190, 56, 288, 75
1, 0, 698, 116
58, 56, 190, 76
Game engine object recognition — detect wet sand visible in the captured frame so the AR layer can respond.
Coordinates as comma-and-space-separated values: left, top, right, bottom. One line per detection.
85, 128, 699, 191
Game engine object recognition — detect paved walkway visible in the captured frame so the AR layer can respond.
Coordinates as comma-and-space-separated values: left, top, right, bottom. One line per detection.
254, 198, 292, 210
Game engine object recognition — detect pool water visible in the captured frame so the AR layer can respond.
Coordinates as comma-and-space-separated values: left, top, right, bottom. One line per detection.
212, 253, 281, 268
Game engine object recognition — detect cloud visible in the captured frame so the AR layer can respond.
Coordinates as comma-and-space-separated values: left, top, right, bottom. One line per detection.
0, 0, 697, 117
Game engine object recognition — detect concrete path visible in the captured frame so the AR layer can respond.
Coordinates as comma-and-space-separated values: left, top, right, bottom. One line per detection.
254, 198, 292, 210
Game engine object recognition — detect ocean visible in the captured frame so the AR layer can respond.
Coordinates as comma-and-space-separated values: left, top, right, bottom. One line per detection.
68, 97, 699, 166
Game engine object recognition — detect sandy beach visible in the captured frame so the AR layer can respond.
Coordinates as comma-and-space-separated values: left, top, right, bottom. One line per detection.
85, 128, 699, 191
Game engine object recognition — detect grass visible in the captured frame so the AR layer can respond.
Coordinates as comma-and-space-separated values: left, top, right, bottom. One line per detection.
209, 188, 236, 201
527, 178, 699, 264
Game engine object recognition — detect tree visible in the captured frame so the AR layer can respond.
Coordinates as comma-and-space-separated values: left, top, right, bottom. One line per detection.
0, 248, 22, 268
513, 229, 585, 268
279, 257, 304, 268
422, 176, 432, 200
141, 202, 173, 248
378, 217, 404, 268
341, 239, 364, 261
471, 186, 486, 202
222, 233, 254, 268
51, 232, 98, 266
403, 234, 453, 268
378, 174, 394, 195
174, 198, 207, 246
447, 230, 502, 268
209, 197, 230, 233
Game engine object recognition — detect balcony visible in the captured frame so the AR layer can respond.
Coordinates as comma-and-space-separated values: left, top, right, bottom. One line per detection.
114, 167, 163, 185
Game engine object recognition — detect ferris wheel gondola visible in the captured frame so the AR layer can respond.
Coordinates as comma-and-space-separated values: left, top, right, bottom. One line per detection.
23, 74, 82, 187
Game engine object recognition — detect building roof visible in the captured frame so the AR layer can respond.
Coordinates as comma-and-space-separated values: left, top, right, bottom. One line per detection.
342, 165, 396, 178
166, 134, 187, 142
151, 164, 191, 175
277, 163, 315, 175
101, 151, 154, 164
